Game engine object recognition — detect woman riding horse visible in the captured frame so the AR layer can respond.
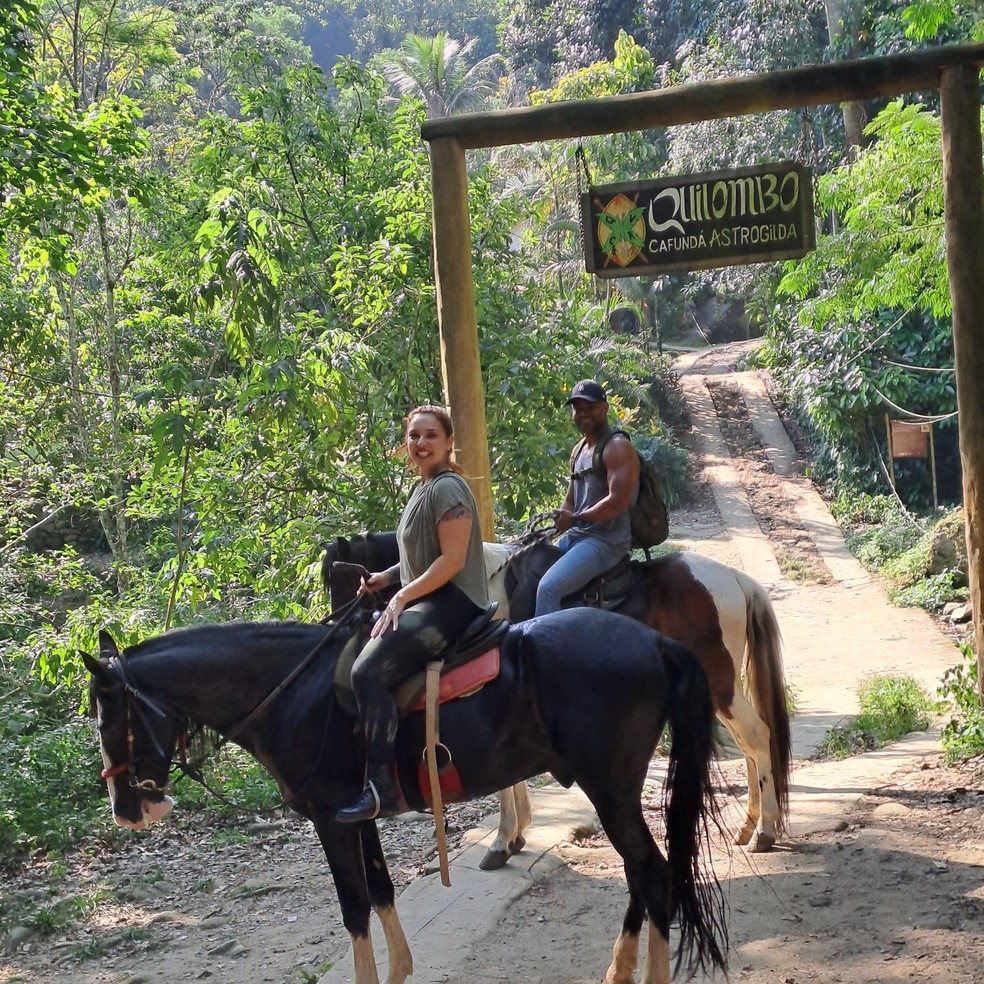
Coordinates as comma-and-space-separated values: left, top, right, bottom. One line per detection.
337, 404, 490, 823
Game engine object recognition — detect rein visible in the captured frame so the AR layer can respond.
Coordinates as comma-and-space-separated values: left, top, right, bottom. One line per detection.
221, 594, 364, 746
500, 513, 562, 570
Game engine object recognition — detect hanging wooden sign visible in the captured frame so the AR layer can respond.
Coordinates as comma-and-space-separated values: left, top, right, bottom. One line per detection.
581, 161, 815, 277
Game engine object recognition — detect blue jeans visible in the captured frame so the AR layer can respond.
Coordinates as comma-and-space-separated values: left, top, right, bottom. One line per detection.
534, 535, 626, 617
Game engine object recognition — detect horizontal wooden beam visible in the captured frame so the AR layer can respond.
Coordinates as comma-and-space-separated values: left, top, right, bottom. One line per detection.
422, 43, 984, 149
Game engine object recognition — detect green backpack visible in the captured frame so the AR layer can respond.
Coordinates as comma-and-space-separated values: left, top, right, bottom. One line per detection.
570, 429, 669, 551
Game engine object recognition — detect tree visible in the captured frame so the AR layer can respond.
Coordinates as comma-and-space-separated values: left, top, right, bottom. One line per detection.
0, 0, 103, 204
378, 32, 504, 117
327, 0, 501, 62
773, 101, 959, 492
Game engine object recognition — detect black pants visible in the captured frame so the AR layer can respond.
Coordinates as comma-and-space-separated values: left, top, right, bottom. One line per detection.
351, 582, 484, 765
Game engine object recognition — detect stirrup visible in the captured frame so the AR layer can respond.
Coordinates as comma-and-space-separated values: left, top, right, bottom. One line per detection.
335, 781, 381, 823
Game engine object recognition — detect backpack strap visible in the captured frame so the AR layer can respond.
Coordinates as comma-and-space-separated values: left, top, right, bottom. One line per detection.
571, 427, 630, 482
591, 428, 631, 478
569, 437, 587, 476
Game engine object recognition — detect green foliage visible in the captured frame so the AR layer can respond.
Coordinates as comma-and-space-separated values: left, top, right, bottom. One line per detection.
817, 674, 934, 759
333, 0, 501, 61
829, 491, 901, 527
0, 0, 118, 212
891, 569, 967, 612
938, 644, 984, 762
903, 1, 957, 39
0, 682, 106, 870
171, 743, 281, 814
842, 498, 923, 572
376, 33, 505, 117
771, 100, 962, 488
529, 31, 655, 103
0, 881, 114, 941
840, 498, 968, 611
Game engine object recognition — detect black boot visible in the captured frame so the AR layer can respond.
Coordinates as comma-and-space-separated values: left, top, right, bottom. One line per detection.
336, 765, 404, 823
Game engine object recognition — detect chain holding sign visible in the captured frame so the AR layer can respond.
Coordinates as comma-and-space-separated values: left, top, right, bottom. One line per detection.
581, 161, 815, 278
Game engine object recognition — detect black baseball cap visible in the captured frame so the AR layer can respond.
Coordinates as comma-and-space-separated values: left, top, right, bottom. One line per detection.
565, 379, 607, 404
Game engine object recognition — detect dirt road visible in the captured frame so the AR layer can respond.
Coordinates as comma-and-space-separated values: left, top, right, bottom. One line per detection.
439, 344, 984, 984
3, 342, 982, 984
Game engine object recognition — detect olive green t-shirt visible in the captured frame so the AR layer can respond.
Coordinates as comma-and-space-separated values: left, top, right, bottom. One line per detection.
396, 471, 489, 609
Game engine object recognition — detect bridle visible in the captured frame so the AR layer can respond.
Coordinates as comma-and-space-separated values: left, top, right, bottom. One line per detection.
98, 655, 176, 796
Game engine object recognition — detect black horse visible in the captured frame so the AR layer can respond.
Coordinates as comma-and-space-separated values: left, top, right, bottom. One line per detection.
85, 610, 728, 984
323, 531, 790, 861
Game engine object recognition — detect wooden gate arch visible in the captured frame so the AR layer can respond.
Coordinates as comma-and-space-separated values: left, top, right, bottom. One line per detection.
420, 44, 984, 684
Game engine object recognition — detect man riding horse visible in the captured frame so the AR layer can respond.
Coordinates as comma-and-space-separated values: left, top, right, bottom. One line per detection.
536, 379, 641, 616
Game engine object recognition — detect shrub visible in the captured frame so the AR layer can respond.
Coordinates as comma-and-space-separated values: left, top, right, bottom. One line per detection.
890, 570, 968, 612
938, 644, 984, 762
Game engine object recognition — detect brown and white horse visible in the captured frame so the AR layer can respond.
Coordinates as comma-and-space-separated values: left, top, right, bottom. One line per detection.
323, 535, 790, 863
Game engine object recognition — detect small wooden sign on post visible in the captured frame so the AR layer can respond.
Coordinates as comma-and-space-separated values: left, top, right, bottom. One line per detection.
886, 416, 938, 508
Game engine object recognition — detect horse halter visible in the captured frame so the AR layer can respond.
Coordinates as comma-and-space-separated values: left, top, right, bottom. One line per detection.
97, 656, 177, 796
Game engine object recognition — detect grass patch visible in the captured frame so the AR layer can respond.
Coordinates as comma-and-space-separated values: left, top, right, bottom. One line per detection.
0, 883, 115, 942
775, 545, 823, 583
817, 674, 934, 760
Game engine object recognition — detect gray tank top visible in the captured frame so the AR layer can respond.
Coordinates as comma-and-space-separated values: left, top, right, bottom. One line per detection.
567, 433, 634, 552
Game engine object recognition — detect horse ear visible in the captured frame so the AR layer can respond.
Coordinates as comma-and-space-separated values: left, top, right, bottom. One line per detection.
336, 537, 350, 561
81, 650, 107, 677
98, 630, 120, 661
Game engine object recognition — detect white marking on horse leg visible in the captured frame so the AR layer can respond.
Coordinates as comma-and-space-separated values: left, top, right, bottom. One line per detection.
491, 786, 517, 854
641, 919, 670, 984
481, 787, 517, 869
375, 904, 413, 984
722, 689, 778, 848
113, 815, 146, 831
351, 930, 380, 984
604, 929, 639, 984
512, 780, 531, 851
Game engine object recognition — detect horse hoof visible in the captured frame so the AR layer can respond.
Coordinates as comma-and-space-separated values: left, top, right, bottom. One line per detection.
509, 834, 526, 855
479, 849, 510, 871
749, 832, 776, 853
734, 824, 754, 847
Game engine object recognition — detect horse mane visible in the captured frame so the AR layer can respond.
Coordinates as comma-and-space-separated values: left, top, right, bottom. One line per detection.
124, 621, 347, 670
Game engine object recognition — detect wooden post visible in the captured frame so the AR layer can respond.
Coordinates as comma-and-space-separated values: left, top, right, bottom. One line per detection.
940, 65, 984, 698
428, 135, 496, 541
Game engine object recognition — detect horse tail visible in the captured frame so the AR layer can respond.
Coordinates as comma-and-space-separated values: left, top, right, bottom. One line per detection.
736, 569, 791, 832
660, 634, 729, 976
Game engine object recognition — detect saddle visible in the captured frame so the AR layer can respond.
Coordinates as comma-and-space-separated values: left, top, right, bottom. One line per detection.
572, 555, 637, 610
332, 601, 509, 719
522, 548, 640, 614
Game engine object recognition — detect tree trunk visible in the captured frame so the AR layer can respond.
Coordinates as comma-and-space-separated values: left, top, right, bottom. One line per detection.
824, 0, 867, 160
97, 210, 130, 589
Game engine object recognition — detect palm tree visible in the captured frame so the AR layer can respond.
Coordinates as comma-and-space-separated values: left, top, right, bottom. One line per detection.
380, 32, 504, 118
